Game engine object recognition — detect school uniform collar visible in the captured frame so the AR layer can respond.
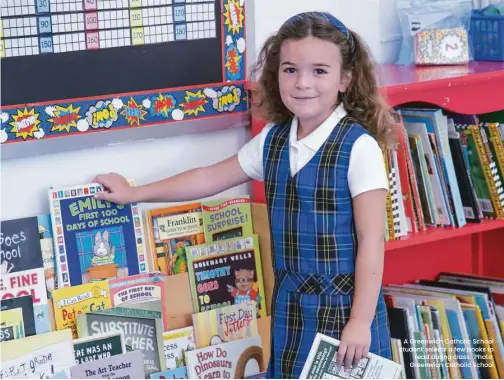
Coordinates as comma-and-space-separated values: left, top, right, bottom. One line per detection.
289, 103, 347, 151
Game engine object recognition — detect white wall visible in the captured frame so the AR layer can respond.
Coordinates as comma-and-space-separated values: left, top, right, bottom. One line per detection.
1, 0, 403, 220
0, 126, 250, 220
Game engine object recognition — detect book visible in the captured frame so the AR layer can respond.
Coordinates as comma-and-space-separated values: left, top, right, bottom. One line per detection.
70, 350, 146, 379
299, 333, 402, 379
109, 272, 168, 331
52, 280, 112, 338
185, 335, 264, 379
163, 326, 196, 369
0, 295, 36, 339
0, 329, 75, 379
187, 235, 267, 319
73, 331, 126, 364
76, 304, 166, 376
145, 203, 205, 276
0, 216, 51, 334
192, 302, 258, 348
201, 197, 253, 243
151, 367, 188, 379
37, 214, 57, 294
48, 182, 148, 288
0, 308, 24, 342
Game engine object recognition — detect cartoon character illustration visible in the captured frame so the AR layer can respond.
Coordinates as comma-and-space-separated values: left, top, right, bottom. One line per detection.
167, 240, 189, 275
227, 269, 260, 305
91, 230, 116, 266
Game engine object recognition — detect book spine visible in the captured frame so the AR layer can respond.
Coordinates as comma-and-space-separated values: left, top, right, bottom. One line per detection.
479, 126, 504, 218
382, 147, 396, 241
471, 125, 504, 219
487, 123, 504, 189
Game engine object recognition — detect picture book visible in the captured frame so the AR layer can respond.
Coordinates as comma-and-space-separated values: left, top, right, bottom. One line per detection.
109, 272, 168, 330
162, 326, 196, 369
192, 301, 258, 348
187, 235, 267, 319
185, 335, 264, 379
52, 280, 112, 338
48, 182, 148, 288
37, 214, 57, 294
0, 308, 24, 342
0, 329, 75, 379
151, 367, 188, 379
299, 333, 402, 379
76, 304, 166, 376
73, 331, 126, 364
70, 350, 145, 379
0, 216, 50, 334
0, 295, 36, 338
201, 197, 253, 243
146, 203, 205, 276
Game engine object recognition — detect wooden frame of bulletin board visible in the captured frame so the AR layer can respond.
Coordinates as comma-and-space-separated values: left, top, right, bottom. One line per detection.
0, 0, 249, 159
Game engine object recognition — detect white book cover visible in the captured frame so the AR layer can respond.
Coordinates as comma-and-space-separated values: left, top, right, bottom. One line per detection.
299, 333, 402, 379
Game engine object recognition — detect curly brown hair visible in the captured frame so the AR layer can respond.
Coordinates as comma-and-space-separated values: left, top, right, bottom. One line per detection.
250, 12, 396, 146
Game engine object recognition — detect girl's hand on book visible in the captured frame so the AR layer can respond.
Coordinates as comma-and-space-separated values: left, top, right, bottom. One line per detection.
93, 172, 137, 204
336, 319, 371, 370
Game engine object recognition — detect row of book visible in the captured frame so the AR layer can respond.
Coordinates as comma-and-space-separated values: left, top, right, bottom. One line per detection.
385, 272, 504, 379
383, 107, 504, 240
0, 191, 270, 378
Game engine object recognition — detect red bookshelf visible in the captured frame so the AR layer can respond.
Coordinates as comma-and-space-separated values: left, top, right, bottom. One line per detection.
248, 63, 504, 284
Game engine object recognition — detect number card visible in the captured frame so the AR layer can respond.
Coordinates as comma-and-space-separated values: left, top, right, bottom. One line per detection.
0, 40, 5, 58
131, 27, 144, 45
36, 0, 50, 13
86, 32, 100, 49
39, 36, 53, 54
130, 9, 143, 28
84, 0, 98, 11
130, 0, 142, 8
85, 13, 98, 31
175, 24, 187, 41
37, 16, 52, 34
173, 6, 186, 22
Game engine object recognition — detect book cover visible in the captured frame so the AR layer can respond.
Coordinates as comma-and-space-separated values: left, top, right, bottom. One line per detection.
0, 308, 24, 342
146, 203, 205, 276
73, 331, 125, 364
163, 326, 196, 369
37, 214, 57, 295
187, 235, 267, 319
0, 295, 36, 338
109, 272, 168, 331
0, 216, 50, 334
70, 350, 145, 379
201, 197, 253, 243
52, 280, 112, 338
185, 336, 264, 379
48, 183, 148, 288
0, 329, 74, 379
151, 367, 188, 379
299, 333, 402, 379
76, 305, 166, 376
192, 302, 258, 349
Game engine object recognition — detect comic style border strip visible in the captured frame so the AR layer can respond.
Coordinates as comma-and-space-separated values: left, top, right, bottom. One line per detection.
49, 183, 148, 289
0, 82, 247, 144
0, 0, 246, 145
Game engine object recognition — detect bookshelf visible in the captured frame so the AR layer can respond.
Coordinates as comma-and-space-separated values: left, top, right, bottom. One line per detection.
248, 63, 504, 287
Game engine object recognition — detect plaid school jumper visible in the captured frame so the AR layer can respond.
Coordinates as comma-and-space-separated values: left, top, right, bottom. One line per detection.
263, 116, 392, 379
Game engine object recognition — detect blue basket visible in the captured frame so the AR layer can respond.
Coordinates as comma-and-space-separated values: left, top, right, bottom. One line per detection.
470, 14, 504, 61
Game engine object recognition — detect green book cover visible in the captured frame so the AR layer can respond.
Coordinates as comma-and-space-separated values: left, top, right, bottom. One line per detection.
201, 196, 253, 243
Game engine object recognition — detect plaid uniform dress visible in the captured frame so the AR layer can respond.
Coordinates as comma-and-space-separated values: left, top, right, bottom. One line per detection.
263, 116, 392, 379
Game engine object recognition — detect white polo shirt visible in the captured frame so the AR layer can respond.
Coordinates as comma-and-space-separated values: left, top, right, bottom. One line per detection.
238, 104, 389, 198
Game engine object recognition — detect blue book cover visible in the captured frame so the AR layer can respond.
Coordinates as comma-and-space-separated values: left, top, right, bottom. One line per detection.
150, 367, 188, 379
48, 183, 148, 288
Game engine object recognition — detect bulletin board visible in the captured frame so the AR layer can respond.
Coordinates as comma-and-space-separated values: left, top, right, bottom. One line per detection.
0, 0, 247, 146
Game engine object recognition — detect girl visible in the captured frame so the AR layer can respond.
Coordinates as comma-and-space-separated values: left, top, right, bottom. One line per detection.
94, 12, 394, 379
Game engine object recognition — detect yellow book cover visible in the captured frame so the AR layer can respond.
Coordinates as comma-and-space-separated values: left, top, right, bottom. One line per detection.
52, 280, 111, 338
485, 319, 504, 378
0, 329, 74, 379
0, 308, 24, 341
192, 301, 259, 349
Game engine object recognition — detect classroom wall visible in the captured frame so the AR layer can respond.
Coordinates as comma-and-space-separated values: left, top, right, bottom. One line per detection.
0, 0, 402, 221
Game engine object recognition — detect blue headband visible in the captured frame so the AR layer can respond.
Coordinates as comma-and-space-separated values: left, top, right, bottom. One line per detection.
285, 12, 356, 60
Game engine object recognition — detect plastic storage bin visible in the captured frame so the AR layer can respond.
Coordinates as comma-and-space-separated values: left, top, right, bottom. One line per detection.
470, 14, 504, 61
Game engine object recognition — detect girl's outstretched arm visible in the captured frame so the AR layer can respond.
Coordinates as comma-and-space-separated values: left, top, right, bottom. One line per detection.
336, 188, 387, 370
93, 154, 251, 204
